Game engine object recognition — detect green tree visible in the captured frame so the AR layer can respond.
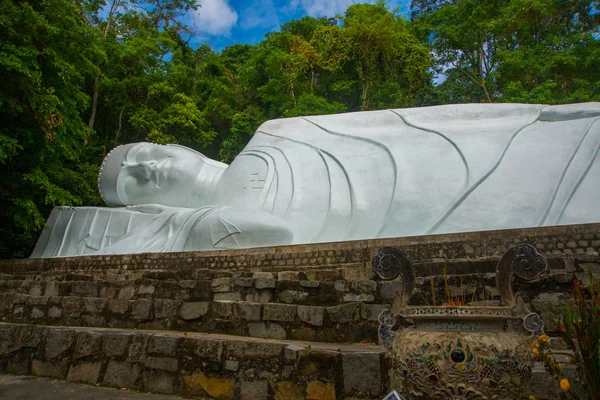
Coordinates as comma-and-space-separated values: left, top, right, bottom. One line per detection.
0, 0, 103, 258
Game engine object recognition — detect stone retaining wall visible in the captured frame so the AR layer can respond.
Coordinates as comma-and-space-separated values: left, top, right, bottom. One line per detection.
0, 322, 389, 399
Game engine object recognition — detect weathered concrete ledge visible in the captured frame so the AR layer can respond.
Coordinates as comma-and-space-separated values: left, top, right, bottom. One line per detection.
2, 223, 599, 274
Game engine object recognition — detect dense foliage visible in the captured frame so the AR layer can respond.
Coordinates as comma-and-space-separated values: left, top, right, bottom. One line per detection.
0, 0, 598, 258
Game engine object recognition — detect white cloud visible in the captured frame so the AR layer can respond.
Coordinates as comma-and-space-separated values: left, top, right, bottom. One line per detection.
192, 0, 238, 36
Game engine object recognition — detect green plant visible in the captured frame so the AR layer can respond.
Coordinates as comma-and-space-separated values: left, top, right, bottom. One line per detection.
533, 268, 600, 399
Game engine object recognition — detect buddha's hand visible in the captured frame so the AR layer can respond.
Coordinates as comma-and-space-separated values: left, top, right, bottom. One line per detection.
186, 206, 294, 250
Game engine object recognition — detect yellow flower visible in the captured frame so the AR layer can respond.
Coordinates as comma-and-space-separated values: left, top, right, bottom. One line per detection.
532, 348, 540, 357
529, 396, 537, 400
530, 340, 539, 349
538, 335, 550, 345
560, 378, 570, 392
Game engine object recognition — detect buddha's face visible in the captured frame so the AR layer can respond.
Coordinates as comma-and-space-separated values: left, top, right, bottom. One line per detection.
100, 143, 226, 207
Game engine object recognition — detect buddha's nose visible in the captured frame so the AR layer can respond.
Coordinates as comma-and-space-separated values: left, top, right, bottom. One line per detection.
122, 160, 155, 181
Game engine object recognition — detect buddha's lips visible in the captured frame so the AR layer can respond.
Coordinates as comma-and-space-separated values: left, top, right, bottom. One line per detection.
151, 157, 172, 188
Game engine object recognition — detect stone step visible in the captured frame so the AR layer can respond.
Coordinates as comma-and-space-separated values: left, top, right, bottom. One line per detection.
0, 322, 389, 399
0, 322, 573, 400
0, 293, 386, 343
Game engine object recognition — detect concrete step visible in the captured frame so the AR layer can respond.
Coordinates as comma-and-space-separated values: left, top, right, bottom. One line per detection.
0, 322, 389, 399
0, 292, 386, 343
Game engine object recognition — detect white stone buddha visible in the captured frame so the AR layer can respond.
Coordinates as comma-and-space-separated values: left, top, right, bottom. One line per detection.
32, 102, 600, 257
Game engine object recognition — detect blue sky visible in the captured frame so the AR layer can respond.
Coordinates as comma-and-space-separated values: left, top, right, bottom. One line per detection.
188, 0, 412, 50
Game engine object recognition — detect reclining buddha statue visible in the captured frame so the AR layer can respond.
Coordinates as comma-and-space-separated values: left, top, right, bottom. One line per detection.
32, 102, 600, 258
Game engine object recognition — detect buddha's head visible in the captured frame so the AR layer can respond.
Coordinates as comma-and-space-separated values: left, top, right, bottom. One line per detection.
98, 143, 227, 208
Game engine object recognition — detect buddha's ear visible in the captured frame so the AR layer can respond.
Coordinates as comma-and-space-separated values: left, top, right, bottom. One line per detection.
98, 143, 138, 206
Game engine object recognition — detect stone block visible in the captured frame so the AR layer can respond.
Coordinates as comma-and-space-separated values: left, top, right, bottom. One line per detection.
45, 329, 74, 359
248, 322, 286, 339
107, 298, 129, 314
0, 325, 25, 356
102, 333, 131, 357
284, 344, 304, 361
252, 272, 274, 280
343, 293, 375, 303
227, 341, 284, 358
44, 281, 59, 297
144, 356, 179, 372
334, 280, 350, 292
148, 334, 179, 356
240, 380, 268, 400
278, 290, 308, 304
351, 280, 377, 293
32, 360, 68, 379
83, 297, 107, 314
264, 303, 296, 322
212, 277, 233, 292
234, 278, 254, 288
138, 284, 155, 295
224, 359, 239, 371
214, 292, 242, 301
117, 285, 135, 300
154, 299, 181, 319
342, 353, 381, 396
297, 306, 324, 326
71, 281, 98, 297
11, 293, 28, 305
363, 304, 388, 321
342, 266, 372, 281
306, 381, 335, 400
278, 271, 300, 281
213, 301, 233, 318
99, 285, 117, 299
127, 334, 149, 362
82, 314, 107, 327
327, 303, 362, 323
0, 293, 13, 311
27, 282, 43, 296
192, 279, 212, 301
299, 280, 320, 288
180, 301, 210, 320
103, 361, 140, 388
74, 331, 102, 358
143, 370, 176, 394
67, 362, 102, 384
274, 381, 304, 400
255, 278, 276, 289
61, 296, 84, 315
194, 339, 223, 362
31, 307, 44, 319
233, 302, 262, 321
304, 270, 340, 281
131, 299, 153, 320
48, 306, 62, 319
26, 296, 48, 306
181, 371, 235, 399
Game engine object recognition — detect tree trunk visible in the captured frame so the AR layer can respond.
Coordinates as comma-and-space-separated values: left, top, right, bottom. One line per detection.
86, 0, 120, 140
88, 73, 100, 130
361, 80, 370, 111
114, 106, 125, 146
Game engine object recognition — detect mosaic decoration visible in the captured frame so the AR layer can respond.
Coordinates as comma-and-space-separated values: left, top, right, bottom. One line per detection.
392, 332, 534, 400
377, 244, 548, 399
